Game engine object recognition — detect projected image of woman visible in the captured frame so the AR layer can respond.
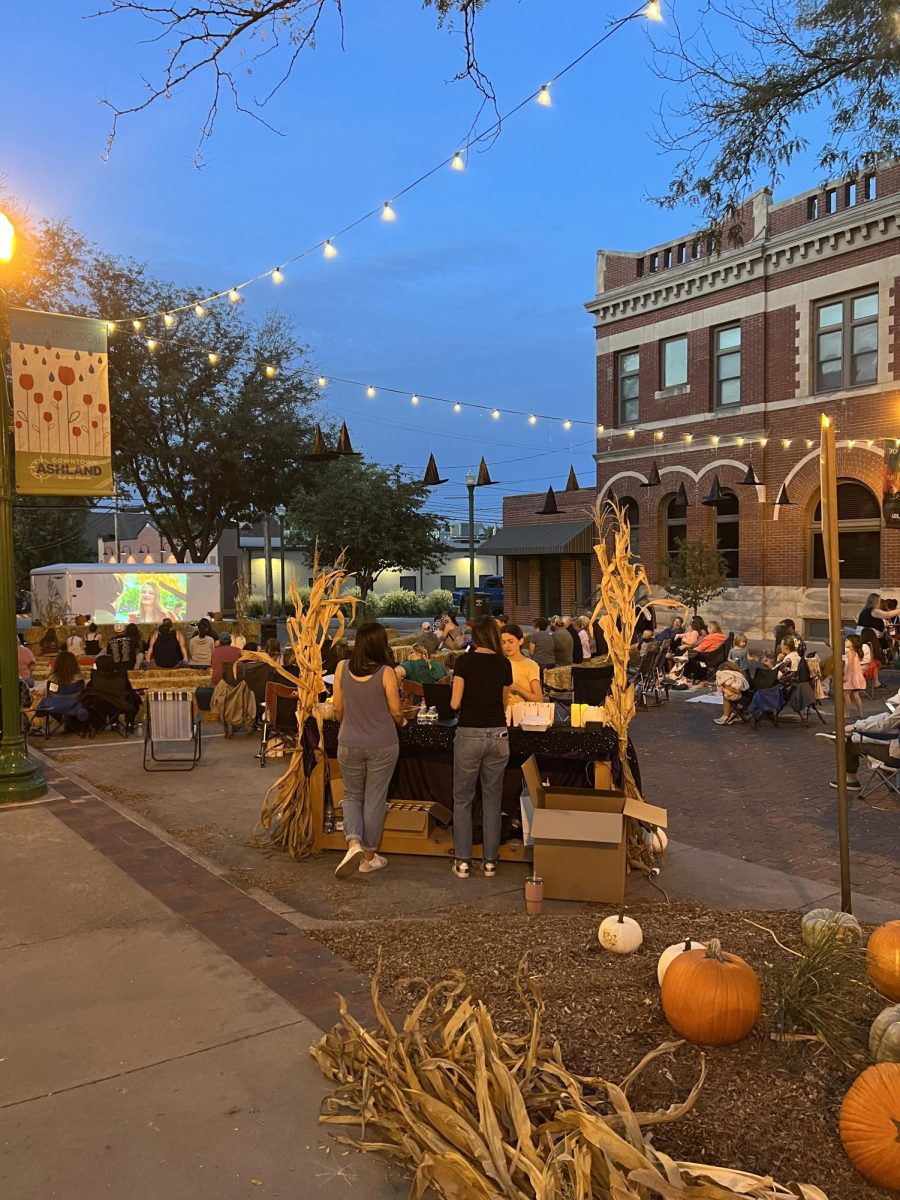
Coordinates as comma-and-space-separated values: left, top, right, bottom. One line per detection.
129, 580, 174, 624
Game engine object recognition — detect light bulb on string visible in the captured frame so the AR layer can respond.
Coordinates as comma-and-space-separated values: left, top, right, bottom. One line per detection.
597, 424, 604, 434
563, 419, 572, 430
868, 439, 875, 447
805, 439, 814, 449
654, 430, 663, 441
736, 436, 744, 446
323, 239, 337, 258
759, 437, 768, 447
317, 376, 327, 388
683, 434, 692, 443
451, 152, 465, 171
491, 409, 501, 420
163, 313, 176, 328
453, 403, 462, 413
106, 321, 116, 334
194, 304, 206, 318
411, 393, 419, 406
208, 352, 219, 366
645, 0, 662, 20
711, 435, 719, 446
381, 202, 396, 222
132, 319, 143, 332
782, 438, 791, 449
272, 267, 284, 284
228, 288, 241, 303
627, 428, 636, 438
848, 438, 855, 448
265, 365, 277, 379
537, 84, 552, 107
146, 338, 157, 351
367, 385, 376, 398
528, 415, 537, 425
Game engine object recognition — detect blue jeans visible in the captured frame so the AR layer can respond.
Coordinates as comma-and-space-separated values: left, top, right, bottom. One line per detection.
337, 742, 399, 851
453, 726, 509, 863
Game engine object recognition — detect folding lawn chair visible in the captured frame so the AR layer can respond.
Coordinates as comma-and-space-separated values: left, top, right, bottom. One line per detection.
858, 753, 900, 802
632, 641, 669, 708
258, 682, 299, 767
143, 690, 202, 771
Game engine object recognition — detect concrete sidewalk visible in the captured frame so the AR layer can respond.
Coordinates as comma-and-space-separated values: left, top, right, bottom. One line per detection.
0, 800, 405, 1200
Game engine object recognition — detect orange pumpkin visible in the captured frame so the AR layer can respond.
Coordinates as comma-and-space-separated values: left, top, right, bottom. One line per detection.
839, 1063, 900, 1190
868, 920, 900, 1002
661, 937, 760, 1046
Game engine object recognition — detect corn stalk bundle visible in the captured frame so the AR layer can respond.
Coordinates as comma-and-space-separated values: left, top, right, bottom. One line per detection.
589, 497, 683, 874
253, 553, 356, 859
312, 960, 828, 1200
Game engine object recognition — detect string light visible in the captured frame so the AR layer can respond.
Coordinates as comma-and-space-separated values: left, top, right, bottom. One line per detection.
323, 239, 337, 258
759, 437, 768, 447
848, 438, 855, 448
735, 436, 744, 446
597, 424, 604, 434
528, 415, 537, 425
106, 321, 116, 334
867, 438, 875, 447
272, 267, 284, 284
563, 419, 572, 430
228, 288, 241, 303
132, 319, 143, 332
381, 202, 396, 222
491, 409, 501, 419
163, 313, 176, 328
537, 84, 552, 107
208, 352, 219, 365
654, 430, 663, 441
627, 428, 636, 438
683, 434, 693, 443
711, 434, 719, 446
451, 152, 465, 171
265, 365, 277, 379
782, 438, 791, 448
367, 385, 376, 398
146, 338, 157, 351
317, 376, 327, 387
805, 439, 814, 448
645, 0, 662, 19
411, 393, 419, 405
453, 403, 462, 413
194, 304, 206, 318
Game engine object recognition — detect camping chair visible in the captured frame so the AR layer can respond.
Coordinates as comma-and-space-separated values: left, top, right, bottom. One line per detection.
259, 682, 299, 767
783, 657, 826, 725
733, 666, 779, 726
143, 690, 202, 771
632, 641, 668, 708
82, 693, 134, 739
399, 679, 425, 708
701, 632, 734, 680
29, 681, 89, 740
858, 752, 900, 802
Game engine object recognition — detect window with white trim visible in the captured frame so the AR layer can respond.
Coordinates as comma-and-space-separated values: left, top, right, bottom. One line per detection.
814, 291, 878, 392
618, 349, 640, 425
714, 325, 741, 407
810, 481, 881, 583
661, 336, 688, 389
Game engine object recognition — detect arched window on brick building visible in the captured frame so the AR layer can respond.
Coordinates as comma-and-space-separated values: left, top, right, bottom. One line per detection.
662, 491, 687, 564
715, 488, 740, 580
621, 496, 640, 558
810, 480, 881, 584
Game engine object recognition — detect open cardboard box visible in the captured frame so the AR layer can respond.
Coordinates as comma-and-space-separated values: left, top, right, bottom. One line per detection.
329, 768, 451, 835
521, 754, 667, 904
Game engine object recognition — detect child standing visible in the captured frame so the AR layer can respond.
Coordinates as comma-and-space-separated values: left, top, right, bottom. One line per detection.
843, 634, 865, 718
730, 633, 750, 670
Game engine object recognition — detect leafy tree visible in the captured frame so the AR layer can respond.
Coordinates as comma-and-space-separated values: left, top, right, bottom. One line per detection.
653, 0, 900, 226
81, 253, 320, 562
286, 457, 448, 606
12, 498, 91, 588
660, 537, 728, 614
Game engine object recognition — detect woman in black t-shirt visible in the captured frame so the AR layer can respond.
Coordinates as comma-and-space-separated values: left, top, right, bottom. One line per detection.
450, 616, 513, 879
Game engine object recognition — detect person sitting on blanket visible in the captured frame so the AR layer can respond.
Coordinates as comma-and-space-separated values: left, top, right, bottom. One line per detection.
817, 705, 900, 790
713, 659, 749, 726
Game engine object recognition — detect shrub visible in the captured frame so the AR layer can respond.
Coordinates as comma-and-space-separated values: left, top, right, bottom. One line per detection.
245, 596, 268, 618
421, 589, 456, 617
377, 588, 424, 617
359, 591, 382, 619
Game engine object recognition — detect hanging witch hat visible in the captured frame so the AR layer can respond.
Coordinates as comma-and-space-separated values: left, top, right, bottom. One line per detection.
775, 482, 793, 507
738, 460, 762, 486
675, 481, 691, 506
422, 452, 447, 486
701, 473, 723, 506
335, 420, 360, 456
475, 457, 495, 486
640, 460, 661, 487
536, 486, 559, 515
565, 465, 581, 492
303, 424, 340, 462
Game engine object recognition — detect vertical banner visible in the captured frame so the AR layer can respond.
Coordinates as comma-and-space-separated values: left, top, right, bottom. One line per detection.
884, 443, 900, 528
8, 307, 113, 496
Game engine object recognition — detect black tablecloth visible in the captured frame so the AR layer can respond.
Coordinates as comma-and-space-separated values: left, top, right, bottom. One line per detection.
321, 720, 640, 819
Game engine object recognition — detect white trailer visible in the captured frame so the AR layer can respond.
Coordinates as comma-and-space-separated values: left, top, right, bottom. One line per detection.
30, 563, 221, 625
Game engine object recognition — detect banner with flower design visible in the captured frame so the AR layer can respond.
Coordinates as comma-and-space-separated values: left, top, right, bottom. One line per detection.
8, 307, 113, 496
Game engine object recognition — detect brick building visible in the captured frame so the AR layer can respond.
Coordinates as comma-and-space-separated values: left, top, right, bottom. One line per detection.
496, 164, 900, 637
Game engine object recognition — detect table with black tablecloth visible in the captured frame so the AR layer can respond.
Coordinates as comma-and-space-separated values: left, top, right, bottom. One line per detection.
319, 720, 640, 849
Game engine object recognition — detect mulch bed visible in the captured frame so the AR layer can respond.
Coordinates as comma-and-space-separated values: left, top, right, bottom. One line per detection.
311, 898, 889, 1200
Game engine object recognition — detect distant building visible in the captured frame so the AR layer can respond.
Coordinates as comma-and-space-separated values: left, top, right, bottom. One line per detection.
499, 163, 900, 637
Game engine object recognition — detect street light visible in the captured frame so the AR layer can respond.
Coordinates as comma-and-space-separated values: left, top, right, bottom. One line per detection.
0, 212, 46, 801
465, 471, 477, 621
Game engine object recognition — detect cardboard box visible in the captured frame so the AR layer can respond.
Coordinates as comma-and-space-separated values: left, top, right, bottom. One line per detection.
521, 754, 667, 904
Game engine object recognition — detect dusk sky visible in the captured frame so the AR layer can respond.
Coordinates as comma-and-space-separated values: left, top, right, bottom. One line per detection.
2, 0, 826, 526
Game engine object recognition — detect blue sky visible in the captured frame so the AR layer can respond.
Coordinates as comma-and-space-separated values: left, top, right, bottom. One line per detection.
1, 0, 824, 525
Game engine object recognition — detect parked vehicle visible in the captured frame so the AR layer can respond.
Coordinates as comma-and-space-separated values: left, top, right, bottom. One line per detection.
452, 576, 504, 615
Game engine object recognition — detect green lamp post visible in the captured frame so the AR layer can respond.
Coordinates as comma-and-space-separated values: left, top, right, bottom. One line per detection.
0, 212, 47, 802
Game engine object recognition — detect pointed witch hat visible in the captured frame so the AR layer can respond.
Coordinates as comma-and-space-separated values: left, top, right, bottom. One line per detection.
565, 465, 581, 492
738, 460, 762, 486
303, 424, 340, 462
775, 482, 792, 507
422, 452, 447, 486
536, 486, 559, 515
675, 481, 690, 507
640, 460, 661, 488
475, 457, 495, 486
335, 420, 360, 456
701, 474, 723, 506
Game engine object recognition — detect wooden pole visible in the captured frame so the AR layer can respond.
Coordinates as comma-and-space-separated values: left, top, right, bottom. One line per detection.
820, 414, 852, 912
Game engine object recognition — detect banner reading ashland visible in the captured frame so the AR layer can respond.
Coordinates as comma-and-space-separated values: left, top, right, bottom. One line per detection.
8, 307, 113, 496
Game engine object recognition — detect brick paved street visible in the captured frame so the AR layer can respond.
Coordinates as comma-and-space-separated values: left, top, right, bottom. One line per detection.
630, 696, 900, 906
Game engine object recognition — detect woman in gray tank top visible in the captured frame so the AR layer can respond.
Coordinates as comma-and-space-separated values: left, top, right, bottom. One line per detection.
332, 622, 408, 880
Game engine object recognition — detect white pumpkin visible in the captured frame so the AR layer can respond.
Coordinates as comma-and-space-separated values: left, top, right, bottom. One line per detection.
801, 908, 862, 948
642, 826, 668, 854
657, 938, 706, 986
598, 914, 643, 954
869, 1004, 900, 1063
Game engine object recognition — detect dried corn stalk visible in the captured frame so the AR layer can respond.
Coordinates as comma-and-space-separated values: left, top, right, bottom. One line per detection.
312, 960, 828, 1200
252, 552, 356, 859
589, 496, 684, 873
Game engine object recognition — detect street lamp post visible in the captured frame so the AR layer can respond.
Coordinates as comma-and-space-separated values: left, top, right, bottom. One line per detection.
0, 213, 46, 801
276, 506, 287, 614
466, 471, 477, 622
262, 513, 275, 616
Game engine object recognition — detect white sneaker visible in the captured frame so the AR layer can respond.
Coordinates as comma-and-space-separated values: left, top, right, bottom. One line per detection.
334, 846, 364, 879
358, 853, 388, 874
713, 715, 730, 725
